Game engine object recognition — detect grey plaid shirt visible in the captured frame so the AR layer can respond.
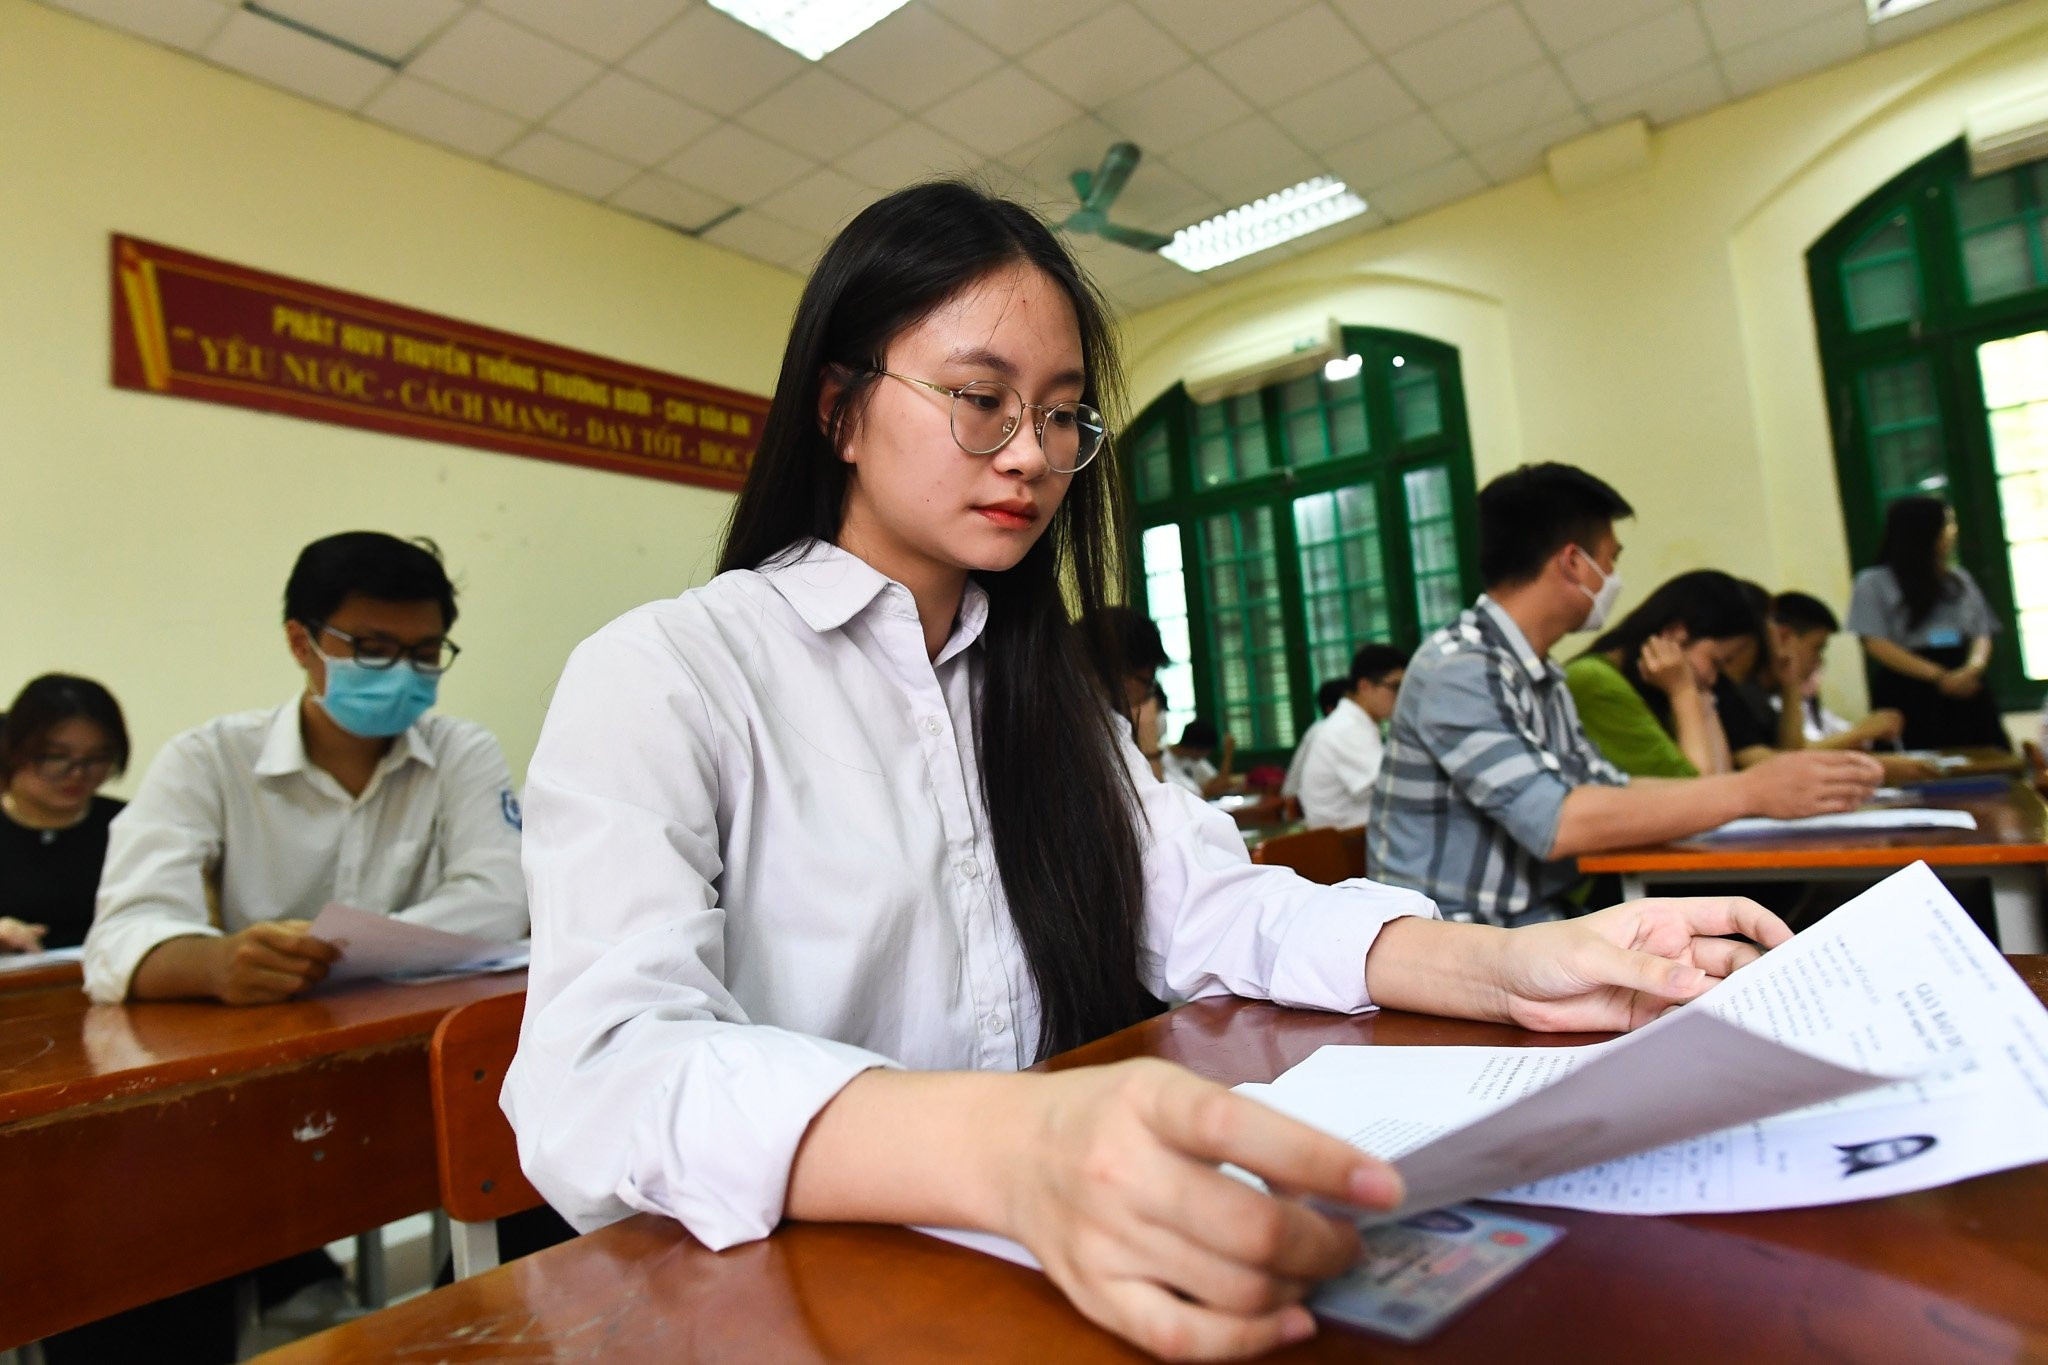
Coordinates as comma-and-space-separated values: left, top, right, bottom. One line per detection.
1367, 597, 1627, 926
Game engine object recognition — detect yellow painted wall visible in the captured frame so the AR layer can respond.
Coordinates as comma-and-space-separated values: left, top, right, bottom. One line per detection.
0, 0, 802, 789
1120, 0, 2048, 716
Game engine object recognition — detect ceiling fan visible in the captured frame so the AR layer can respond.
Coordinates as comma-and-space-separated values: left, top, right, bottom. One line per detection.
1060, 143, 1173, 253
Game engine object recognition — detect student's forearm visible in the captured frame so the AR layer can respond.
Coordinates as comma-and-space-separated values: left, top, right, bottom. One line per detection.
1966, 636, 1993, 673
128, 934, 227, 1000
1361, 915, 1512, 1023
1665, 689, 1717, 775
1864, 637, 1943, 683
1776, 682, 1807, 750
1547, 775, 1759, 858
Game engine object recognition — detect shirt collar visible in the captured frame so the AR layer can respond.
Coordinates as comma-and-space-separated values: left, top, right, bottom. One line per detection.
760, 539, 990, 663
252, 697, 436, 780
1475, 596, 1559, 684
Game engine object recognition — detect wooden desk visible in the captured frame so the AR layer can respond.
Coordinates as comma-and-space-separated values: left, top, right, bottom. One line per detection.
1579, 780, 2048, 952
0, 972, 525, 1348
0, 958, 84, 993
257, 960, 2048, 1363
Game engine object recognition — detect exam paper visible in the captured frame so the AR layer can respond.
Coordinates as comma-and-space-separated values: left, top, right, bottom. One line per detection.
0, 944, 85, 974
1695, 808, 1976, 840
1253, 862, 2048, 1216
307, 902, 523, 982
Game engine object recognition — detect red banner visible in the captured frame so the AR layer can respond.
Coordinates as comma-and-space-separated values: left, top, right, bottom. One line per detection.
110, 234, 765, 491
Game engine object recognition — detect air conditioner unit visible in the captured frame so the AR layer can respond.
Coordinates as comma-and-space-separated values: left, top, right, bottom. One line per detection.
1181, 315, 1341, 406
1966, 87, 2048, 178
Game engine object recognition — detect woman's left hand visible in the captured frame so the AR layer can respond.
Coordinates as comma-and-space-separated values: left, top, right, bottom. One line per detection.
1492, 896, 1791, 1033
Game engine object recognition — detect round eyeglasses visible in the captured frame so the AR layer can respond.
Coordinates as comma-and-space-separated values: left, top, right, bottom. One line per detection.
873, 370, 1107, 474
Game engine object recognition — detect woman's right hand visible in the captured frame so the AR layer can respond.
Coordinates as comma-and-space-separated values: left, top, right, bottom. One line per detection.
1005, 1059, 1398, 1361
1938, 668, 1982, 698
0, 917, 47, 952
1637, 634, 1694, 699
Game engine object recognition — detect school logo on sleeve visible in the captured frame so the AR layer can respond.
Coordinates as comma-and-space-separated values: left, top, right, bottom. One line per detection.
501, 790, 523, 831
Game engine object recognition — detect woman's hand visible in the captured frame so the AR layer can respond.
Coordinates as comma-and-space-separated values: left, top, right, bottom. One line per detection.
0, 917, 47, 952
1490, 895, 1792, 1033
1637, 634, 1695, 699
1005, 1059, 1398, 1361
1938, 668, 1982, 698
1847, 708, 1907, 746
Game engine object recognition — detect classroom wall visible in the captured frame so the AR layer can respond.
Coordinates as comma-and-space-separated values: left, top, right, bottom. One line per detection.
1119, 0, 2048, 716
0, 0, 803, 790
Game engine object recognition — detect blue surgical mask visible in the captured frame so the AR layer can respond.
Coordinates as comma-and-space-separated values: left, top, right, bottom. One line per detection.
316, 656, 438, 738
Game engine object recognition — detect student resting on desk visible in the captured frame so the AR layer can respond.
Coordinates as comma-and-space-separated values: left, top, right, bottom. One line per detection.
1722, 592, 1919, 773
1161, 718, 1240, 798
1297, 643, 1405, 828
504, 183, 1815, 1363
1847, 495, 2009, 750
1368, 463, 1884, 928
83, 532, 527, 1004
0, 674, 129, 952
1565, 570, 1762, 777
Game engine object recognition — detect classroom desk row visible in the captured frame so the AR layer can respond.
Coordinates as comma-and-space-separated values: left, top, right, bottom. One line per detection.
256, 960, 2048, 1364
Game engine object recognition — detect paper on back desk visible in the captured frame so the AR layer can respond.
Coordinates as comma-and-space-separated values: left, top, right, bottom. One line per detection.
1696, 807, 1976, 840
1252, 861, 2048, 1216
308, 901, 505, 981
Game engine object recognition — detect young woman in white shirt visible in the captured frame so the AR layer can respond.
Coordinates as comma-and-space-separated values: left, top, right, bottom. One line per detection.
506, 181, 1790, 1361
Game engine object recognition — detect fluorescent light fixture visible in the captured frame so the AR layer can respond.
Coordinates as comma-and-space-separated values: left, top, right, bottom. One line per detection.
1323, 353, 1363, 382
1866, 0, 1940, 22
1159, 176, 1369, 273
705, 0, 913, 59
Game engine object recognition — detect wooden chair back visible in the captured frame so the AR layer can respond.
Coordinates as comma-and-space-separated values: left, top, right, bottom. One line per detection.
1250, 827, 1355, 884
429, 992, 541, 1274
2024, 740, 2048, 796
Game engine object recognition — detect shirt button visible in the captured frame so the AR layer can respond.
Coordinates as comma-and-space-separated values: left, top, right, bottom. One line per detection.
987, 1015, 1007, 1036
958, 858, 980, 880
923, 716, 944, 736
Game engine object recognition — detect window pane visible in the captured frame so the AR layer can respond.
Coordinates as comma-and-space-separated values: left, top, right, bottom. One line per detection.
1403, 464, 1464, 630
1279, 374, 1319, 412
1962, 224, 2037, 304
1196, 433, 1232, 488
1328, 399, 1369, 457
1132, 425, 1173, 503
1293, 486, 1390, 701
1859, 359, 1948, 502
1840, 213, 1919, 332
1199, 506, 1292, 748
1235, 415, 1272, 478
1286, 408, 1328, 465
1983, 332, 2048, 680
1391, 357, 1443, 441
1141, 522, 1196, 741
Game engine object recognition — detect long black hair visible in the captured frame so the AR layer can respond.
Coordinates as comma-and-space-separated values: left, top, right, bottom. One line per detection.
1584, 570, 1762, 723
719, 180, 1157, 1059
1876, 495, 1956, 628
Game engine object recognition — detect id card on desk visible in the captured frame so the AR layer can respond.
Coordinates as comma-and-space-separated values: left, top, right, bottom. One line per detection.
1312, 1204, 1562, 1343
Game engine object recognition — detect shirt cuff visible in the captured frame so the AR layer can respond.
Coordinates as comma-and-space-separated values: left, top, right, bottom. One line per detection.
1264, 882, 1440, 1014
83, 916, 222, 1004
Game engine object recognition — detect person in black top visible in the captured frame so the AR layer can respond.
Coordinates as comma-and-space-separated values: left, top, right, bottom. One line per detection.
0, 674, 130, 951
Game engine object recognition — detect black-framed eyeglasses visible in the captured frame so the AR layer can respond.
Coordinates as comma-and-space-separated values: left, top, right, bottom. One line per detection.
31, 753, 116, 781
873, 370, 1107, 474
314, 623, 460, 676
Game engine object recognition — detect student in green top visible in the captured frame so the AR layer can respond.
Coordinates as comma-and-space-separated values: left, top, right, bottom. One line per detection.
1564, 570, 1765, 777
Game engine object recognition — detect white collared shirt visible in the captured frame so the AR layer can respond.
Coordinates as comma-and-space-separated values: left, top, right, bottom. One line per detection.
503, 541, 1437, 1248
1160, 747, 1217, 795
1280, 715, 1327, 799
84, 700, 527, 1002
1298, 698, 1386, 829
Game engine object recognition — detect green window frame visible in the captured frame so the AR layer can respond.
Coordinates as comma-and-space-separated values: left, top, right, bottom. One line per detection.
1809, 141, 2048, 711
1126, 328, 1478, 764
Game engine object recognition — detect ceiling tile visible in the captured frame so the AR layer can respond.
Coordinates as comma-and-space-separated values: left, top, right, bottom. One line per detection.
1207, 4, 1374, 106
40, 0, 230, 53
1586, 60, 1729, 127
1019, 5, 1187, 108
923, 0, 1108, 56
754, 166, 878, 237
824, 6, 1003, 113
545, 72, 716, 167
483, 0, 689, 62
621, 6, 806, 116
1105, 160, 1215, 233
701, 209, 820, 272
1072, 236, 1172, 289
409, 8, 602, 120
609, 172, 735, 231
1517, 0, 1686, 54
1268, 63, 1418, 154
1327, 0, 1496, 56
1432, 62, 1580, 149
1165, 116, 1320, 207
923, 66, 1082, 159
1697, 0, 1856, 52
1558, 7, 1712, 104
203, 11, 392, 110
497, 128, 640, 198
1008, 116, 1140, 205
1382, 6, 1546, 104
1099, 64, 1252, 155
1127, 0, 1314, 55
1719, 9, 1871, 98
735, 67, 903, 161
1364, 155, 1487, 220
1323, 111, 1458, 189
1468, 110, 1593, 181
836, 120, 981, 190
663, 122, 816, 202
1115, 265, 1209, 312
258, 0, 461, 62
362, 75, 525, 158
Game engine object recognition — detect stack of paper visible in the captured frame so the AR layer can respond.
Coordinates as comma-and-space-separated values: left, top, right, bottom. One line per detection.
307, 902, 529, 984
1694, 808, 1977, 840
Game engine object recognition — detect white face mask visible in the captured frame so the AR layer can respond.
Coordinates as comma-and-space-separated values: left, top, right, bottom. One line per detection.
1572, 549, 1624, 632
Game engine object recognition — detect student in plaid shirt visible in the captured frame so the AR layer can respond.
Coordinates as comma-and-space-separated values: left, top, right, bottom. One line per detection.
1369, 464, 1882, 926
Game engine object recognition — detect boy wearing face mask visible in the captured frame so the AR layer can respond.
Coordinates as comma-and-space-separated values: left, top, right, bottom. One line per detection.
84, 532, 527, 1005
1367, 464, 1883, 927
